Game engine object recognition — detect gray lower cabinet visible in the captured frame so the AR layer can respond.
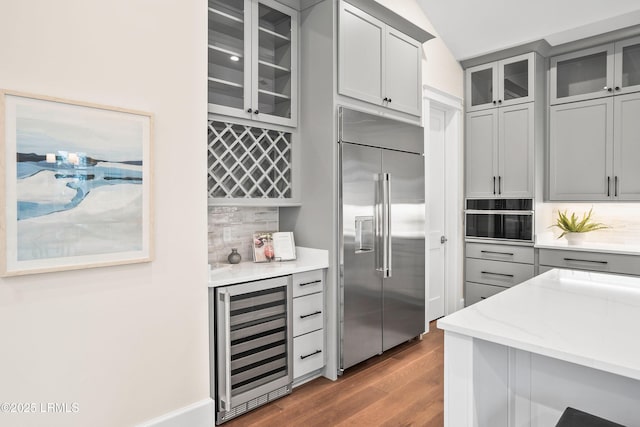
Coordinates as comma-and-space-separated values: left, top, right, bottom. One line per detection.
292, 269, 325, 383
549, 91, 640, 201
538, 248, 640, 275
465, 243, 535, 306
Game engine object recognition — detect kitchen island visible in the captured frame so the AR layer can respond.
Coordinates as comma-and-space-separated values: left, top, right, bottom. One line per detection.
438, 269, 640, 426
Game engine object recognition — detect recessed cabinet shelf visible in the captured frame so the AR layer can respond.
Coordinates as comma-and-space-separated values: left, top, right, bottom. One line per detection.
208, 0, 297, 127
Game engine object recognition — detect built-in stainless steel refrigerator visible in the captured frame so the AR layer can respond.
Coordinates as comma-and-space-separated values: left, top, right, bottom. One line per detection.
338, 107, 425, 371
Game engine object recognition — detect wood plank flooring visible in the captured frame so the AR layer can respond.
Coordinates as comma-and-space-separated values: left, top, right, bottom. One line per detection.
224, 320, 444, 427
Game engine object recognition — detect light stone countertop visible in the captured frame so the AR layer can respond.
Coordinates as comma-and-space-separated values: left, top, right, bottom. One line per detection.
208, 246, 329, 287
438, 268, 640, 381
534, 233, 640, 255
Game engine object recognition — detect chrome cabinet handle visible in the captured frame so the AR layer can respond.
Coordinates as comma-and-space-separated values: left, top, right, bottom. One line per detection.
481, 271, 515, 277
300, 349, 322, 360
299, 310, 322, 319
563, 258, 608, 264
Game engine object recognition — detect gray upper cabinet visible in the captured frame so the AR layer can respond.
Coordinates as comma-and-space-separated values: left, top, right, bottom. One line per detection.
466, 103, 534, 198
549, 98, 613, 200
208, 0, 298, 127
338, 1, 422, 116
549, 85, 640, 201
550, 35, 640, 105
465, 53, 536, 112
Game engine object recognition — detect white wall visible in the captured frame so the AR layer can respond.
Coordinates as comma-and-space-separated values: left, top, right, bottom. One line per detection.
375, 0, 464, 99
0, 1, 209, 426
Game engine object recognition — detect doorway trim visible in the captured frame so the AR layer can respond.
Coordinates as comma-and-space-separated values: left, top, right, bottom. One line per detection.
423, 84, 464, 326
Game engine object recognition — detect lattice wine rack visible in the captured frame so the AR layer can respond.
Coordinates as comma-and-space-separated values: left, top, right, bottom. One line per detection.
208, 120, 292, 199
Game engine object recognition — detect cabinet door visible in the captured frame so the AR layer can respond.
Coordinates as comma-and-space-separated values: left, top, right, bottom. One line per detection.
252, 0, 298, 127
466, 110, 498, 198
465, 62, 498, 112
498, 103, 534, 198
549, 98, 614, 200
613, 92, 640, 200
385, 28, 422, 116
614, 35, 640, 95
498, 53, 535, 107
208, 0, 252, 118
550, 44, 614, 105
338, 2, 384, 106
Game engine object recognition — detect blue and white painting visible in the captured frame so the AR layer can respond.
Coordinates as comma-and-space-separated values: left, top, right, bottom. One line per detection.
4, 94, 151, 271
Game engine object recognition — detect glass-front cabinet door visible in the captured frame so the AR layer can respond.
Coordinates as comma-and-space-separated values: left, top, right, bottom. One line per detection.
465, 53, 535, 112
208, 0, 251, 117
253, 0, 297, 126
208, 0, 297, 127
615, 35, 640, 95
550, 44, 615, 105
500, 53, 534, 107
466, 62, 497, 111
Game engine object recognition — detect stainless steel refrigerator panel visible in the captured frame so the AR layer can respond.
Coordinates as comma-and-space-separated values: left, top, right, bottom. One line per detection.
340, 142, 383, 370
381, 148, 425, 351
339, 107, 424, 155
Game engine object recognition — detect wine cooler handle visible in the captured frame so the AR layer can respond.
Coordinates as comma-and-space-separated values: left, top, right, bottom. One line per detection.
217, 290, 232, 411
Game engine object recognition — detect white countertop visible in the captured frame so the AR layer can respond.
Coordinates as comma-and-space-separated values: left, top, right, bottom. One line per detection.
438, 269, 640, 381
208, 246, 329, 287
534, 233, 640, 255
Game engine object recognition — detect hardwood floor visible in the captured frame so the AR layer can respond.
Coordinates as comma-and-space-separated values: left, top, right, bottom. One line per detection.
225, 320, 444, 427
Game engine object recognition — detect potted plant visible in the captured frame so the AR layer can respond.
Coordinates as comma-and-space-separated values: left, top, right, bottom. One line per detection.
551, 208, 608, 245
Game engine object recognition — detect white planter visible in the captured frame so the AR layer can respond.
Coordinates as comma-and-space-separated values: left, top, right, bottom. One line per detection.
564, 232, 587, 245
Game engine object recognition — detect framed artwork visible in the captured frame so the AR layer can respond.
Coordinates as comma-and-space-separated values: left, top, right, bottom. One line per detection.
0, 90, 153, 276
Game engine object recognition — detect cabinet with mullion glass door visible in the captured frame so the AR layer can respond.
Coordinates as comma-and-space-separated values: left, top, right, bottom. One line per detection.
550, 35, 640, 105
208, 0, 297, 127
465, 52, 535, 112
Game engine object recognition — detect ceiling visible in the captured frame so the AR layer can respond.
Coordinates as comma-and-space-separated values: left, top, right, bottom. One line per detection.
416, 0, 640, 61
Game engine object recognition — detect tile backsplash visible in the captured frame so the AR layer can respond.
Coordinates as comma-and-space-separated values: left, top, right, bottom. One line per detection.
537, 203, 640, 244
208, 206, 279, 265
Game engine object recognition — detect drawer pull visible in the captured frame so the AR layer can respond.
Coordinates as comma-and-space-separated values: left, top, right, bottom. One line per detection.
300, 310, 322, 319
299, 280, 321, 287
480, 250, 514, 256
300, 349, 322, 360
481, 271, 514, 277
563, 258, 608, 264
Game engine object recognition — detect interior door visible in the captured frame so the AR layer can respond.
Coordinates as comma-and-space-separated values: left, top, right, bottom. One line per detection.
381, 148, 425, 351
428, 108, 446, 321
340, 142, 383, 370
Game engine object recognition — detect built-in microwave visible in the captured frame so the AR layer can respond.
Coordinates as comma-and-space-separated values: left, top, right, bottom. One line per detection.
464, 199, 534, 244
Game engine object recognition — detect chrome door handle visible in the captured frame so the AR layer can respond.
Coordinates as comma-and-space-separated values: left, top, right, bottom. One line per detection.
440, 235, 448, 244
375, 174, 384, 273
383, 173, 391, 278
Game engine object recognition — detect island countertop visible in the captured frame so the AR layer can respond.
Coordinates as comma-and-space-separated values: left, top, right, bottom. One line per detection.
438, 269, 640, 381
208, 246, 329, 287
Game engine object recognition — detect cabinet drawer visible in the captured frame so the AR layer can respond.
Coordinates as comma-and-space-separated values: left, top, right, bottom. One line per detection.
466, 258, 535, 287
465, 282, 507, 306
293, 292, 324, 337
466, 243, 534, 264
292, 270, 324, 298
538, 249, 640, 275
293, 330, 324, 379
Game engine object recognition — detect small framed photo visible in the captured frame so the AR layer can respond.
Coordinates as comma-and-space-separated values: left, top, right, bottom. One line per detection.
0, 90, 153, 276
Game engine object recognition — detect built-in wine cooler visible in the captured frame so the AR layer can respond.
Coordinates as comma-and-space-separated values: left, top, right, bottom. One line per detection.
210, 276, 293, 424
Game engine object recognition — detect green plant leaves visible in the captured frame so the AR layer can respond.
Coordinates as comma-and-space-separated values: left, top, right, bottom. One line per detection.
550, 207, 609, 238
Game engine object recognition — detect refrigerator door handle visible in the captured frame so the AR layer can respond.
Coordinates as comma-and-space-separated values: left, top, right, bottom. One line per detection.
375, 174, 384, 273
383, 173, 392, 278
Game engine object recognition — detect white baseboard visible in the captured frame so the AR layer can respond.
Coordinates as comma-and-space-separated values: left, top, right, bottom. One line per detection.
136, 398, 214, 427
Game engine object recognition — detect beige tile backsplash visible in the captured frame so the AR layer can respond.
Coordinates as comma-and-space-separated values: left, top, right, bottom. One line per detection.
208, 206, 279, 265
